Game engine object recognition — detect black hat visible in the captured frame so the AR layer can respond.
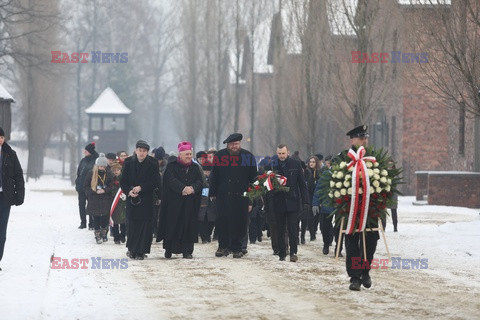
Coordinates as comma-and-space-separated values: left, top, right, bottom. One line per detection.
325, 155, 333, 161
154, 147, 166, 160
85, 142, 96, 154
346, 125, 369, 138
106, 153, 117, 160
0, 127, 4, 137
223, 133, 243, 144
196, 151, 207, 159
136, 139, 150, 151
315, 153, 324, 161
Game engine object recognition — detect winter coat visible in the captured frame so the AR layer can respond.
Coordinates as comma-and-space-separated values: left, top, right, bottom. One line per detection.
84, 169, 114, 216
0, 142, 25, 206
75, 152, 99, 193
208, 148, 257, 239
272, 157, 309, 213
157, 160, 203, 243
120, 155, 161, 221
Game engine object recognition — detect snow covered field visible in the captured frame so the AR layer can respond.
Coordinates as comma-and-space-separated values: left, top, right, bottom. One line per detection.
0, 176, 479, 320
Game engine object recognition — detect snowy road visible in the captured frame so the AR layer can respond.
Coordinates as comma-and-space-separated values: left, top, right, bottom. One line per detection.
0, 177, 479, 320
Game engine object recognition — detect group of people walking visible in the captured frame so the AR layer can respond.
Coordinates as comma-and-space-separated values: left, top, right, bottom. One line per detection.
75, 126, 399, 291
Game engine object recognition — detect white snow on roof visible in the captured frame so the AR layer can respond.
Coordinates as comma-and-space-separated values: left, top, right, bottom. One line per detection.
281, 0, 309, 55
85, 87, 132, 115
252, 17, 274, 74
0, 83, 15, 102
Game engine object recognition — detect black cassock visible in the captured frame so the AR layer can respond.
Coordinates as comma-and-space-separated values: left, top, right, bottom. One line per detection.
120, 155, 160, 257
157, 161, 203, 254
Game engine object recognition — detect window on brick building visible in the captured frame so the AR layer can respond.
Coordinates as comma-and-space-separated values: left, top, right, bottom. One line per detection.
459, 102, 465, 156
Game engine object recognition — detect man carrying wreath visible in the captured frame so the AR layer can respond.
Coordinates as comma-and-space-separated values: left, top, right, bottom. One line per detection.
336, 125, 379, 291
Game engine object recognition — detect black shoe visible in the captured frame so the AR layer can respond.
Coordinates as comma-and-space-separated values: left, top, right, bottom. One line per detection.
88, 227, 94, 231
323, 245, 329, 255
301, 238, 305, 245
362, 274, 372, 288
257, 236, 262, 242
183, 253, 193, 259
165, 251, 172, 259
120, 236, 126, 243
273, 250, 279, 256
349, 278, 361, 291
114, 240, 121, 244
127, 251, 136, 259
241, 249, 248, 255
289, 254, 298, 262
233, 252, 244, 258
394, 228, 398, 232
279, 256, 286, 261
78, 224, 86, 229
202, 240, 208, 244
311, 236, 316, 241
215, 248, 230, 257
135, 255, 144, 260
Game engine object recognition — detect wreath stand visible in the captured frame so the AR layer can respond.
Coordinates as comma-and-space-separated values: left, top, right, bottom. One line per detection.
335, 217, 391, 261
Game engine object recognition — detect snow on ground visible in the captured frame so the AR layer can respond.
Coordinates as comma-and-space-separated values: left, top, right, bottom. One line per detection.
0, 176, 479, 320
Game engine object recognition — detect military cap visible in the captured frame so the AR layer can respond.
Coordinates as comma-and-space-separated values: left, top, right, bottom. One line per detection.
346, 125, 369, 138
223, 133, 243, 144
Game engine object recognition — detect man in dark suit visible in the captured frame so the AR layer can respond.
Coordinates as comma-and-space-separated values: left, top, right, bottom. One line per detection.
272, 144, 309, 262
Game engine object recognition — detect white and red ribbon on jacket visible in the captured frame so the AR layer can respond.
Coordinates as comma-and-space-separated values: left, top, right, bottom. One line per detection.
263, 172, 288, 191
345, 146, 376, 235
109, 188, 123, 227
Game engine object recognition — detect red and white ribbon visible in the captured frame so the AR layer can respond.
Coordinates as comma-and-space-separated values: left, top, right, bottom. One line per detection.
263, 173, 288, 191
110, 188, 123, 227
345, 146, 376, 235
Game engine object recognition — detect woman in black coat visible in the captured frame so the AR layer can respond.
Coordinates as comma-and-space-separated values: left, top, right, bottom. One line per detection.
157, 142, 203, 259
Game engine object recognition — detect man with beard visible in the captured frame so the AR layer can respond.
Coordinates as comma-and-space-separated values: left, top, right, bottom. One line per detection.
120, 140, 161, 260
209, 133, 257, 258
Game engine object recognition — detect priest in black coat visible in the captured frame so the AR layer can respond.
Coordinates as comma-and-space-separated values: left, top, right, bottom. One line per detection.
120, 140, 161, 260
157, 141, 203, 259
209, 133, 257, 258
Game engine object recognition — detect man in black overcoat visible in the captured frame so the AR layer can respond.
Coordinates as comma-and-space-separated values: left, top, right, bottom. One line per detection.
120, 140, 161, 260
272, 144, 309, 262
209, 133, 257, 258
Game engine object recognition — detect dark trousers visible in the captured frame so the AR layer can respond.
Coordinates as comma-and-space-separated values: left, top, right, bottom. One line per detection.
275, 210, 299, 258
217, 216, 243, 253
93, 215, 109, 231
345, 232, 378, 280
249, 216, 264, 243
78, 191, 92, 226
199, 219, 214, 242
0, 193, 12, 262
152, 205, 160, 236
299, 217, 309, 241
382, 209, 398, 231
112, 223, 126, 241
309, 213, 320, 239
319, 213, 334, 247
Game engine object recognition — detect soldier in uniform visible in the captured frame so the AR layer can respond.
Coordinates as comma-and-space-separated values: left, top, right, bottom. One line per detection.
339, 125, 379, 291
208, 133, 257, 258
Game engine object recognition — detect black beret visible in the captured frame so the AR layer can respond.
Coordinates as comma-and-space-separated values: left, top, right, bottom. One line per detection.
346, 125, 369, 138
315, 153, 324, 161
135, 139, 150, 151
223, 133, 243, 144
325, 155, 333, 161
154, 147, 166, 160
0, 127, 4, 137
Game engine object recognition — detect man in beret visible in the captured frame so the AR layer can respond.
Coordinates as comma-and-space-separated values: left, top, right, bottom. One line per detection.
0, 127, 25, 271
209, 133, 257, 258
75, 142, 99, 229
120, 140, 161, 260
337, 125, 378, 291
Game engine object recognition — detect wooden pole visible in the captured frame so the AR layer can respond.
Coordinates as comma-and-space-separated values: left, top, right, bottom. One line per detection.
362, 230, 367, 263
335, 217, 345, 261
378, 217, 391, 260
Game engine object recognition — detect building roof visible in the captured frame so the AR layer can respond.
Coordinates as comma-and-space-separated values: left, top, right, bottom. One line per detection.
85, 87, 132, 115
0, 83, 15, 102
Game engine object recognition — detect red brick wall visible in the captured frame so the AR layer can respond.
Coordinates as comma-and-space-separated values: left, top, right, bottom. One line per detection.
427, 173, 480, 208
